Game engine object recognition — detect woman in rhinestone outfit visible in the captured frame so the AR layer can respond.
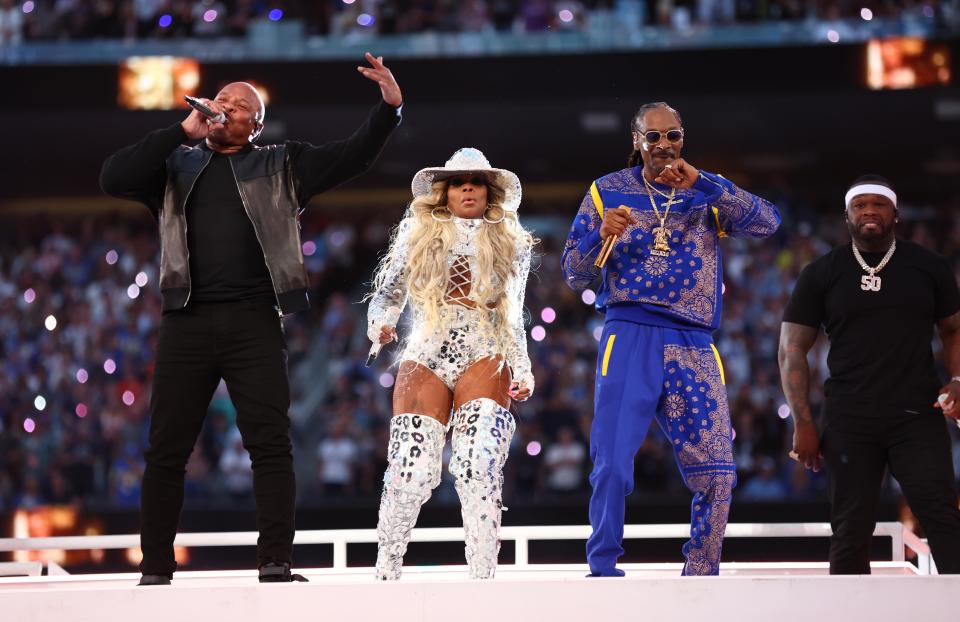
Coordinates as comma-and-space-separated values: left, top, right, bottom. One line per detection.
366, 148, 535, 580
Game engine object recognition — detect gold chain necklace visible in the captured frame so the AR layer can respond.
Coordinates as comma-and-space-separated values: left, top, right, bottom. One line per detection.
642, 175, 680, 257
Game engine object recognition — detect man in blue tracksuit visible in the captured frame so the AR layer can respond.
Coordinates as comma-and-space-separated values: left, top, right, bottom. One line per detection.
561, 102, 780, 576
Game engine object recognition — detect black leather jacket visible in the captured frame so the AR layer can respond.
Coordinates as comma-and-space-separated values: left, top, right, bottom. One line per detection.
100, 101, 401, 314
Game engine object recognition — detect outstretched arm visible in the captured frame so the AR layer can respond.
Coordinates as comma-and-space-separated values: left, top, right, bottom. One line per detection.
291, 53, 402, 202
778, 321, 822, 471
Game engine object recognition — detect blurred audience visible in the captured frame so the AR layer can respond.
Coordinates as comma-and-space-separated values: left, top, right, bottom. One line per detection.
2, 0, 954, 44
0, 198, 958, 513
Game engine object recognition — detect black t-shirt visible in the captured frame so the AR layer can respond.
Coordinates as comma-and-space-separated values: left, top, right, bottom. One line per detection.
186, 151, 275, 304
783, 240, 960, 417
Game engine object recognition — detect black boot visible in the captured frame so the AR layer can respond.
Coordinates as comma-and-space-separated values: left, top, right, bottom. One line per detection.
138, 574, 172, 586
258, 561, 308, 583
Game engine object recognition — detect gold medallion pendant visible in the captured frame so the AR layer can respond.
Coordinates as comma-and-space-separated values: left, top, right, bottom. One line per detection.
643, 176, 679, 259
651, 226, 671, 257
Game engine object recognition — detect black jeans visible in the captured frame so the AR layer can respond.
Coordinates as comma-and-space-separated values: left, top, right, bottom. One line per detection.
140, 300, 295, 576
821, 411, 960, 574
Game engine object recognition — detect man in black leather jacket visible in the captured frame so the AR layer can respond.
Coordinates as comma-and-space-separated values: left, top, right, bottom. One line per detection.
100, 52, 403, 585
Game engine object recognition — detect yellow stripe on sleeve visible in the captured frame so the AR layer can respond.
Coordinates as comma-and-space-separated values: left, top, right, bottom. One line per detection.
590, 182, 604, 219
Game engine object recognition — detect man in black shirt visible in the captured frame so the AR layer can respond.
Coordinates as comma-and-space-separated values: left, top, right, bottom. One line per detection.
100, 53, 403, 584
778, 175, 960, 574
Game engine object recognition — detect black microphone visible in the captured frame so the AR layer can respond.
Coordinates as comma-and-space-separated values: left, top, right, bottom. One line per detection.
184, 95, 227, 124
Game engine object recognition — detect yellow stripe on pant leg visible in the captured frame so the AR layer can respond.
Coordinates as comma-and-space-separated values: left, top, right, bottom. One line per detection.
601, 334, 616, 377
710, 343, 726, 385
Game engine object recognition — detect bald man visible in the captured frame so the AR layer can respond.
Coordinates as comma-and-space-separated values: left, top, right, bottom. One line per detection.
100, 53, 403, 585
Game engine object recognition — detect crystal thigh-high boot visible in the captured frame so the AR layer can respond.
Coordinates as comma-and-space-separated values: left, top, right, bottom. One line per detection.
375, 414, 446, 580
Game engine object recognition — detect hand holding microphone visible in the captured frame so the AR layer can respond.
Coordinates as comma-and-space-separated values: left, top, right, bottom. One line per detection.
366, 306, 402, 367
181, 96, 226, 140
184, 95, 227, 123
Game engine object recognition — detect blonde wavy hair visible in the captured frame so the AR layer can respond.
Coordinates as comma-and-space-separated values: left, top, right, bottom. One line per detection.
370, 177, 535, 356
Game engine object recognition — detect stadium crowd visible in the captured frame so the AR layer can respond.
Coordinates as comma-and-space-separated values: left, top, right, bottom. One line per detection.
0, 0, 953, 46
1, 193, 958, 513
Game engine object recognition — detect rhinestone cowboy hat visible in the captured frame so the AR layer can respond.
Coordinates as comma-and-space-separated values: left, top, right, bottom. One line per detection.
411, 147, 522, 212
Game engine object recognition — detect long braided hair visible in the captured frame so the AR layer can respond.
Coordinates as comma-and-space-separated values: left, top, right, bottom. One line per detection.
626, 102, 683, 168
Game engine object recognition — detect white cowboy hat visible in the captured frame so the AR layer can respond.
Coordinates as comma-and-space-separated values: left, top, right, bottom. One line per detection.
411, 147, 522, 212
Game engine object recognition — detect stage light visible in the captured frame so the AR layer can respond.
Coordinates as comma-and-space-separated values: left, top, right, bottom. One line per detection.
330, 230, 348, 248
104, 359, 117, 375
379, 373, 395, 388
302, 241, 317, 256
531, 325, 546, 342
22, 1, 35, 14
203, 9, 218, 23
127, 284, 140, 299
76, 369, 88, 384
119, 57, 201, 110
135, 272, 148, 287
122, 391, 136, 406
44, 315, 57, 331
777, 404, 791, 419
593, 326, 603, 341
268, 9, 283, 21
23, 418, 36, 434
827, 30, 840, 43
75, 403, 88, 418
105, 249, 118, 265
34, 395, 46, 411
581, 289, 596, 305
860, 8, 873, 21
23, 288, 35, 304
357, 13, 374, 27
541, 307, 556, 323
558, 10, 574, 23
526, 441, 542, 457
158, 14, 173, 28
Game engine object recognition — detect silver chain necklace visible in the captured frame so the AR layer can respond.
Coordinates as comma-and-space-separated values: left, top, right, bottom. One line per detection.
851, 240, 896, 292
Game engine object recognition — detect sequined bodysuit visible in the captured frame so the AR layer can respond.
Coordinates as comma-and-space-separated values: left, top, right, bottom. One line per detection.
368, 216, 534, 392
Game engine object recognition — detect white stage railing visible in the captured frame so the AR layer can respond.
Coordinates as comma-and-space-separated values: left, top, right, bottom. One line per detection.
0, 522, 933, 573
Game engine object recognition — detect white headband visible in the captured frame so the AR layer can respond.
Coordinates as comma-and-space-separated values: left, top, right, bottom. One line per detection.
845, 184, 897, 208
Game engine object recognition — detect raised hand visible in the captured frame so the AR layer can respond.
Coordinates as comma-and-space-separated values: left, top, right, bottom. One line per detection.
357, 52, 403, 107
654, 158, 700, 189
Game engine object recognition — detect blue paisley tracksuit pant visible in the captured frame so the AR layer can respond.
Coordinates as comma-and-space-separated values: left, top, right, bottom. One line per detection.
586, 320, 737, 576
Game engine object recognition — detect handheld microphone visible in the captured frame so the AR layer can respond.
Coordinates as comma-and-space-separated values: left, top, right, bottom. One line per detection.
184, 95, 227, 124
938, 393, 960, 429
366, 306, 402, 367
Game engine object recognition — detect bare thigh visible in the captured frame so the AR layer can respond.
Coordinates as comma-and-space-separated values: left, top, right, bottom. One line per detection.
393, 360, 455, 426
453, 355, 511, 411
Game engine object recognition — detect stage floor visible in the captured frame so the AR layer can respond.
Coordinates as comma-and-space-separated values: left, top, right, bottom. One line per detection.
2, 562, 956, 622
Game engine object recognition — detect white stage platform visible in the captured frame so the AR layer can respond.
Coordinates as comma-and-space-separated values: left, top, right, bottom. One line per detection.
1, 563, 957, 622
0, 523, 953, 622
